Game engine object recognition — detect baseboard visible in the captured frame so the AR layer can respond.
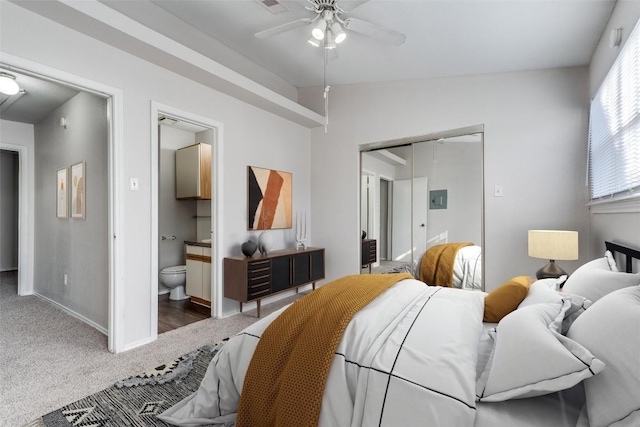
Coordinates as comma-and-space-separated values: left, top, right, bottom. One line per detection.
121, 336, 155, 352
0, 267, 18, 272
34, 293, 108, 336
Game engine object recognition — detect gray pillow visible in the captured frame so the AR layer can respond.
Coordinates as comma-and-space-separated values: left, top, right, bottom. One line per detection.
567, 285, 640, 427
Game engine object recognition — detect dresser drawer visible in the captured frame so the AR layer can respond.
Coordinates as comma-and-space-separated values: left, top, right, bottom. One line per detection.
248, 284, 270, 300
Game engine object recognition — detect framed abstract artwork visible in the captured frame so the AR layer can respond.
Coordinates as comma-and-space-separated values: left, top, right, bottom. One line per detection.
70, 161, 86, 219
56, 167, 68, 219
247, 166, 292, 230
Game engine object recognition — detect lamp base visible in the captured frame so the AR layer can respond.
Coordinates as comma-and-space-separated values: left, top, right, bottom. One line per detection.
536, 260, 567, 280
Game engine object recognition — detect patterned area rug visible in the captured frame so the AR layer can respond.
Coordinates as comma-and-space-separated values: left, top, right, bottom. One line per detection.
39, 341, 226, 427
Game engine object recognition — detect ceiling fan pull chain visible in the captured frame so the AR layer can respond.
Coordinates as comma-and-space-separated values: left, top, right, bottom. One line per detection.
324, 85, 330, 132
323, 33, 329, 133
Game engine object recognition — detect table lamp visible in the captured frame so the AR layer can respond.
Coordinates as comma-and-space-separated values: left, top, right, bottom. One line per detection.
528, 230, 579, 279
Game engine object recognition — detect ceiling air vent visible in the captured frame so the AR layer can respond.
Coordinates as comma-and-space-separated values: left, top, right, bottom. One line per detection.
159, 116, 178, 125
256, 0, 289, 14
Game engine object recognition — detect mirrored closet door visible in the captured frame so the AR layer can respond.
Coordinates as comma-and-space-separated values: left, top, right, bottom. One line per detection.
359, 125, 485, 290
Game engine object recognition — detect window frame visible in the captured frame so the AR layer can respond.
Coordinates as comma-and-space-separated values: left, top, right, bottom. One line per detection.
587, 19, 640, 214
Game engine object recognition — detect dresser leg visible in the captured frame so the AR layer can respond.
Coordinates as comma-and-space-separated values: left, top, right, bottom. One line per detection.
257, 300, 261, 318
239, 301, 243, 313
312, 282, 316, 290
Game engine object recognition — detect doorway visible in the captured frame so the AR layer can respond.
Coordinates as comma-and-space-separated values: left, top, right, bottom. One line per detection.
0, 56, 122, 351
0, 150, 19, 283
151, 102, 223, 340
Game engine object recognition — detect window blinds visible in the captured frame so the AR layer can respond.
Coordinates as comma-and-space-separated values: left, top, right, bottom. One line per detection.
588, 19, 640, 201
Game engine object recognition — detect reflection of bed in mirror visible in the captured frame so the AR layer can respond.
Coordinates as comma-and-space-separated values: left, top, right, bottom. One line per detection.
382, 242, 483, 290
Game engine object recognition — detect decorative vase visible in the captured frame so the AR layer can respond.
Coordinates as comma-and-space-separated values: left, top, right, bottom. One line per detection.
241, 239, 257, 257
258, 231, 273, 256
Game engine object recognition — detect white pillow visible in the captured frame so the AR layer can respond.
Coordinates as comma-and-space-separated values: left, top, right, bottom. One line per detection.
518, 280, 592, 334
571, 251, 617, 274
562, 268, 640, 302
567, 286, 640, 427
605, 250, 619, 272
476, 300, 605, 402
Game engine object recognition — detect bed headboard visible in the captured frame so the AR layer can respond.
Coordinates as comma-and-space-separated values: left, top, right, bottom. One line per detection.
605, 241, 640, 273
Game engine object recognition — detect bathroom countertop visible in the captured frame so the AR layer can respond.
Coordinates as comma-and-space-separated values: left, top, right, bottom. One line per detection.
184, 240, 212, 248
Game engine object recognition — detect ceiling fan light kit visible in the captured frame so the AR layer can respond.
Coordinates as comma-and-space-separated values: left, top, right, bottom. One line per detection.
254, 0, 406, 49
330, 21, 346, 44
307, 36, 321, 47
253, 0, 407, 132
312, 18, 327, 40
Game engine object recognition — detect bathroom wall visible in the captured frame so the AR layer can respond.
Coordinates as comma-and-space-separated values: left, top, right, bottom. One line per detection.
33, 91, 109, 329
195, 128, 214, 242
158, 125, 197, 273
0, 150, 19, 271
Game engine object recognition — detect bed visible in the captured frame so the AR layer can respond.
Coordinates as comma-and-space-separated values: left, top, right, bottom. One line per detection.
159, 241, 640, 427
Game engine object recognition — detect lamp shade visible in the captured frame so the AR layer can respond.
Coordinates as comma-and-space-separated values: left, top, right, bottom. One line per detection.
528, 230, 579, 260
312, 19, 326, 40
331, 21, 346, 43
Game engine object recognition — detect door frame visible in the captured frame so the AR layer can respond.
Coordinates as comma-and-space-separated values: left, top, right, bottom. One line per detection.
0, 53, 124, 352
150, 102, 223, 341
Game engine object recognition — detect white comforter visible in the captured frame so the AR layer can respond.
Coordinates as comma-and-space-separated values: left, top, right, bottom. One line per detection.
159, 279, 486, 426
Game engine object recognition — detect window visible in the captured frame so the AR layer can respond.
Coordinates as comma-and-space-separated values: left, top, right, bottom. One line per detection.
588, 19, 640, 210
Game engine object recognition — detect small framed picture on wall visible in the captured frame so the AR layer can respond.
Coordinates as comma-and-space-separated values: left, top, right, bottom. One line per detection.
70, 161, 86, 219
56, 167, 68, 219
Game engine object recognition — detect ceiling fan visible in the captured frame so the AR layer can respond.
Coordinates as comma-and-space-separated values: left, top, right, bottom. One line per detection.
254, 0, 407, 49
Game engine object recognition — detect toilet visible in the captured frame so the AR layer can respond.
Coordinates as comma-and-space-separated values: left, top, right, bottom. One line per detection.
159, 265, 189, 300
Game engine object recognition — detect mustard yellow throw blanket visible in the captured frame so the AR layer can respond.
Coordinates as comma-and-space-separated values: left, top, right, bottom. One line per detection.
419, 242, 473, 287
236, 273, 413, 427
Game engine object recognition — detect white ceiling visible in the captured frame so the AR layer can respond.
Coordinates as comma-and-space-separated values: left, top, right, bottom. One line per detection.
0, 69, 79, 124
1, 0, 616, 125
102, 0, 616, 88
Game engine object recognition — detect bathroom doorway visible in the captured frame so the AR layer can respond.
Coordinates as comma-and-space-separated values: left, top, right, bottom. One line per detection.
151, 103, 222, 338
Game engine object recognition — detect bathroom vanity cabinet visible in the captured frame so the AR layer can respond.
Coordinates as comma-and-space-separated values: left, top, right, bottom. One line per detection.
176, 142, 211, 200
224, 247, 325, 317
186, 244, 211, 307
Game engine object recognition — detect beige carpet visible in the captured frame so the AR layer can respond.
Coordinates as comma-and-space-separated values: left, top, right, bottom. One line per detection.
0, 271, 304, 426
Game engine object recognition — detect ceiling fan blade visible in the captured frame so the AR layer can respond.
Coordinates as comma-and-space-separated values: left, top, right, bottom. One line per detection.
342, 17, 406, 46
255, 18, 313, 39
339, 0, 370, 13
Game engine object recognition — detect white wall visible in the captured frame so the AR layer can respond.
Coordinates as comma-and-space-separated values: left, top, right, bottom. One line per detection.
587, 0, 640, 259
0, 120, 35, 293
1, 2, 311, 349
34, 91, 109, 329
301, 67, 591, 291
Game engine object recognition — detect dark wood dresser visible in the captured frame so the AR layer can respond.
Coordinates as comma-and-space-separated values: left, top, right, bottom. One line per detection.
224, 247, 325, 317
361, 239, 377, 273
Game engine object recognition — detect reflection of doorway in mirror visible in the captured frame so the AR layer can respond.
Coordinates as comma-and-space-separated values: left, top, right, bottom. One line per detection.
379, 178, 391, 261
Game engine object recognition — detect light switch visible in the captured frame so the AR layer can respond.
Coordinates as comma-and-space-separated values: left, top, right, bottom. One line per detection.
130, 178, 140, 191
